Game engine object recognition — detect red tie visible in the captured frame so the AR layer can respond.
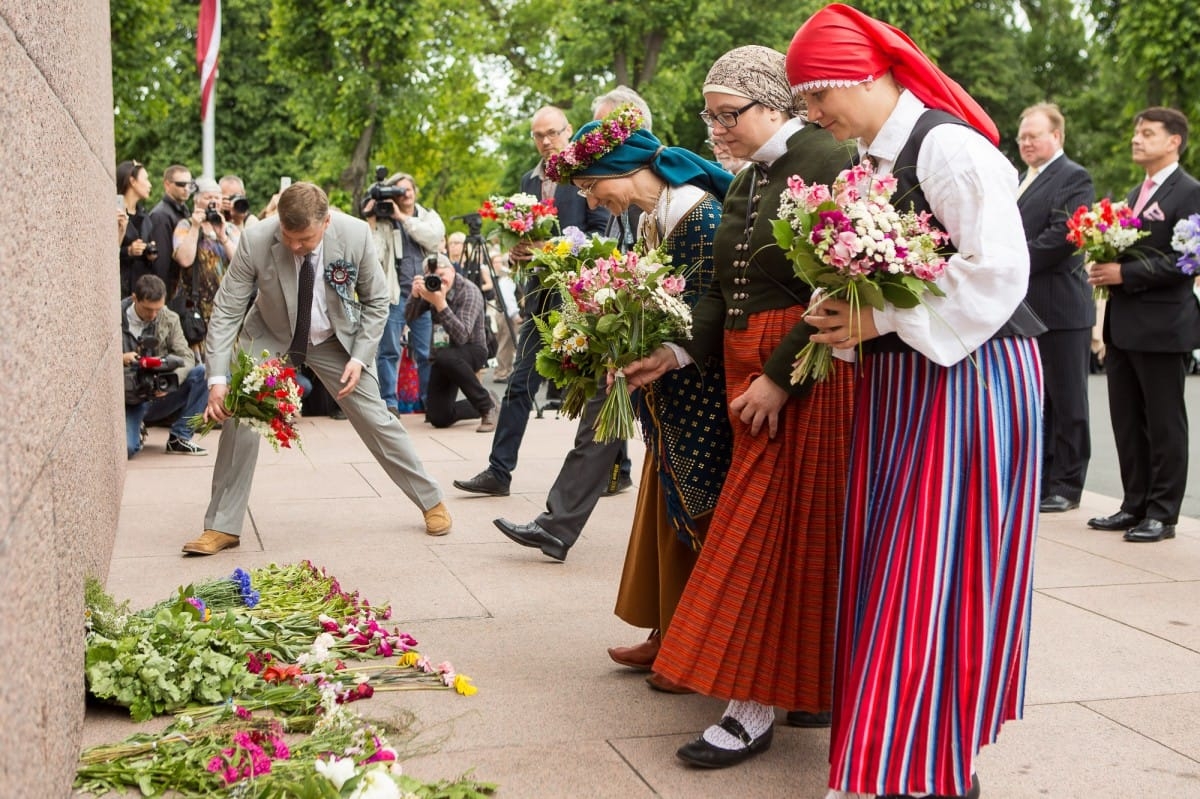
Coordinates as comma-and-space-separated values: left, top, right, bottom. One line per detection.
1132, 178, 1155, 216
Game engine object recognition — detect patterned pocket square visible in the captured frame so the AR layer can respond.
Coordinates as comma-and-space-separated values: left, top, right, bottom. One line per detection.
1144, 202, 1165, 221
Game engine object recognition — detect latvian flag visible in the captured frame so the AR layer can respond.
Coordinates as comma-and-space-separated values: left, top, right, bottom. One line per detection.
197, 0, 221, 121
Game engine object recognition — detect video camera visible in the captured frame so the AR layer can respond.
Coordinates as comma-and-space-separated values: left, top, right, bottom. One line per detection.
365, 165, 410, 221
450, 212, 484, 237
124, 332, 183, 405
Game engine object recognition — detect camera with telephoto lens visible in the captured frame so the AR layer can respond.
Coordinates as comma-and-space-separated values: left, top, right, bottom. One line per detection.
422, 255, 443, 293
125, 332, 183, 404
230, 194, 250, 215
204, 202, 224, 226
365, 165, 410, 221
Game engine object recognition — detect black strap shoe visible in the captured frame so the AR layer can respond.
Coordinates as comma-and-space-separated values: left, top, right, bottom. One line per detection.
493, 518, 568, 561
676, 716, 773, 769
453, 470, 510, 497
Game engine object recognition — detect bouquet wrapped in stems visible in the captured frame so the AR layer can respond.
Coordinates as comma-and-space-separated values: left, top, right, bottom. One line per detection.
1066, 198, 1147, 300
479, 192, 558, 251
532, 236, 692, 442
1171, 212, 1200, 276
772, 162, 950, 384
189, 349, 304, 450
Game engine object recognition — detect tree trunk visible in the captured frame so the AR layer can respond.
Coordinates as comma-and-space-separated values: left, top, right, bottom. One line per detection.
342, 117, 377, 216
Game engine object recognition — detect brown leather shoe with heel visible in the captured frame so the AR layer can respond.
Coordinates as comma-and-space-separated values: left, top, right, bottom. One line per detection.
608, 630, 661, 671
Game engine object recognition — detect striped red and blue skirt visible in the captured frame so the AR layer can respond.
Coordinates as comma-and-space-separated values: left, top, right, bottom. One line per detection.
828, 336, 1042, 796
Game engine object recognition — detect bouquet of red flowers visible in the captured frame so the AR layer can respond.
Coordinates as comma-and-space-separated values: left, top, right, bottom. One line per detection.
773, 162, 950, 383
533, 240, 691, 442
1066, 198, 1146, 300
478, 192, 558, 251
189, 349, 304, 450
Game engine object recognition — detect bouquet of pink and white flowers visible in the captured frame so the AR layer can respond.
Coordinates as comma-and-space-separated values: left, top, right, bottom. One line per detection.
534, 244, 691, 442
773, 163, 950, 383
1066, 197, 1147, 299
479, 192, 558, 251
189, 349, 304, 450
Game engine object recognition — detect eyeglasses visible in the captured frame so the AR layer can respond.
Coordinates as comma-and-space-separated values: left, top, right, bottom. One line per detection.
576, 180, 598, 199
699, 100, 760, 129
1015, 131, 1052, 145
531, 125, 568, 142
171, 180, 197, 192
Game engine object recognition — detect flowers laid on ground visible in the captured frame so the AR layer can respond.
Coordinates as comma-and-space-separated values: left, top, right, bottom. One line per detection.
1171, 213, 1200, 276
532, 234, 692, 442
1066, 198, 1147, 300
80, 563, 485, 796
772, 163, 950, 383
478, 192, 558, 251
189, 348, 304, 450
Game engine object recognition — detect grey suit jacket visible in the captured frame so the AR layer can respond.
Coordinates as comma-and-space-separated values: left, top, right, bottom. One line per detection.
205, 211, 387, 378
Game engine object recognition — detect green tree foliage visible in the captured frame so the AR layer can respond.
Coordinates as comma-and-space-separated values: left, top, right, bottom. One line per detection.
110, 0, 1200, 224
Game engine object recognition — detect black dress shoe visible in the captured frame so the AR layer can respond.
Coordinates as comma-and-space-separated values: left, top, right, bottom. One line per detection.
603, 474, 634, 497
676, 717, 773, 768
329, 407, 348, 420
880, 773, 980, 799
784, 709, 831, 727
1087, 510, 1139, 531
452, 470, 510, 497
493, 518, 569, 561
1124, 518, 1176, 543
1039, 494, 1080, 513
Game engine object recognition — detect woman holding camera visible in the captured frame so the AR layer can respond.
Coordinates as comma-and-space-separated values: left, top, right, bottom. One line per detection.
117, 159, 155, 298
173, 177, 236, 352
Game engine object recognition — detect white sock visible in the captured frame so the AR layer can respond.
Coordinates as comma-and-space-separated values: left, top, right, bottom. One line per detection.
700, 699, 774, 750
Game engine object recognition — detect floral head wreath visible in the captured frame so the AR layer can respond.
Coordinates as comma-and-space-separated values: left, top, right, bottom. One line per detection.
544, 105, 645, 183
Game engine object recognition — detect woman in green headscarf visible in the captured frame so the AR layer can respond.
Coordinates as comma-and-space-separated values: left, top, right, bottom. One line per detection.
546, 106, 733, 679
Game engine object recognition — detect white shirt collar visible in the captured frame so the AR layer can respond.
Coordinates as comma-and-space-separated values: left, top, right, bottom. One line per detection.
858, 90, 925, 164
1146, 162, 1179, 186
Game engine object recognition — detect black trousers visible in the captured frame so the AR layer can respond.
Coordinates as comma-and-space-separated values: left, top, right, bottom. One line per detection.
425, 343, 493, 428
1105, 345, 1191, 523
1038, 327, 1092, 501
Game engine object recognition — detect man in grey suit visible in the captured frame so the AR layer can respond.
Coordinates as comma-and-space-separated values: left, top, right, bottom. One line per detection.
181, 183, 450, 556
1015, 103, 1096, 513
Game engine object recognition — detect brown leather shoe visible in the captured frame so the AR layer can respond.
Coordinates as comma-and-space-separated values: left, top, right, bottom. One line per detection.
476, 403, 499, 433
646, 671, 694, 694
181, 530, 240, 556
423, 502, 452, 536
608, 630, 661, 671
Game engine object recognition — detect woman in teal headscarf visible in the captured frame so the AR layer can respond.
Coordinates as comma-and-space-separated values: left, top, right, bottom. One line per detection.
546, 106, 733, 678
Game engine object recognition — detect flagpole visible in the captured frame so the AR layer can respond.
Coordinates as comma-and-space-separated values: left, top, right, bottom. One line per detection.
202, 82, 215, 180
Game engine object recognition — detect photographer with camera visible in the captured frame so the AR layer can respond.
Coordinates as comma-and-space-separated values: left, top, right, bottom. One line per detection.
122, 274, 209, 458
362, 169, 445, 416
407, 254, 498, 432
219, 174, 258, 240
117, 159, 156, 298
172, 177, 237, 353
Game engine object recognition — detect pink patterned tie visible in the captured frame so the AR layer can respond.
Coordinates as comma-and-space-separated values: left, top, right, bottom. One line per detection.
1132, 177, 1156, 217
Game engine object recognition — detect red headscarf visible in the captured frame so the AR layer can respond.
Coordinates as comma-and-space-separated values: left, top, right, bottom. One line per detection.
786, 3, 999, 146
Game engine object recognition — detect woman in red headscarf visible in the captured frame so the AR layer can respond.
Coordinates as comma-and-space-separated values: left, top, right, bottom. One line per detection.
787, 5, 1043, 798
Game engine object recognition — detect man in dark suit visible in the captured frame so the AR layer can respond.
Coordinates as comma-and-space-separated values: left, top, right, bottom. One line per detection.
1087, 107, 1200, 542
453, 107, 610, 536
1015, 103, 1096, 513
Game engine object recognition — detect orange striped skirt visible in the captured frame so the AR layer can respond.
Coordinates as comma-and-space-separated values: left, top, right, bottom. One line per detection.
652, 306, 854, 711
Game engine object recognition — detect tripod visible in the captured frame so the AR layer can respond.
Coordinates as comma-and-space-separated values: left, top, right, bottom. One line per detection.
453, 215, 537, 415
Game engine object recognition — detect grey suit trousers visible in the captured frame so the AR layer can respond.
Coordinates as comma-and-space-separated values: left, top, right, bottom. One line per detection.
204, 338, 443, 536
534, 392, 624, 547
